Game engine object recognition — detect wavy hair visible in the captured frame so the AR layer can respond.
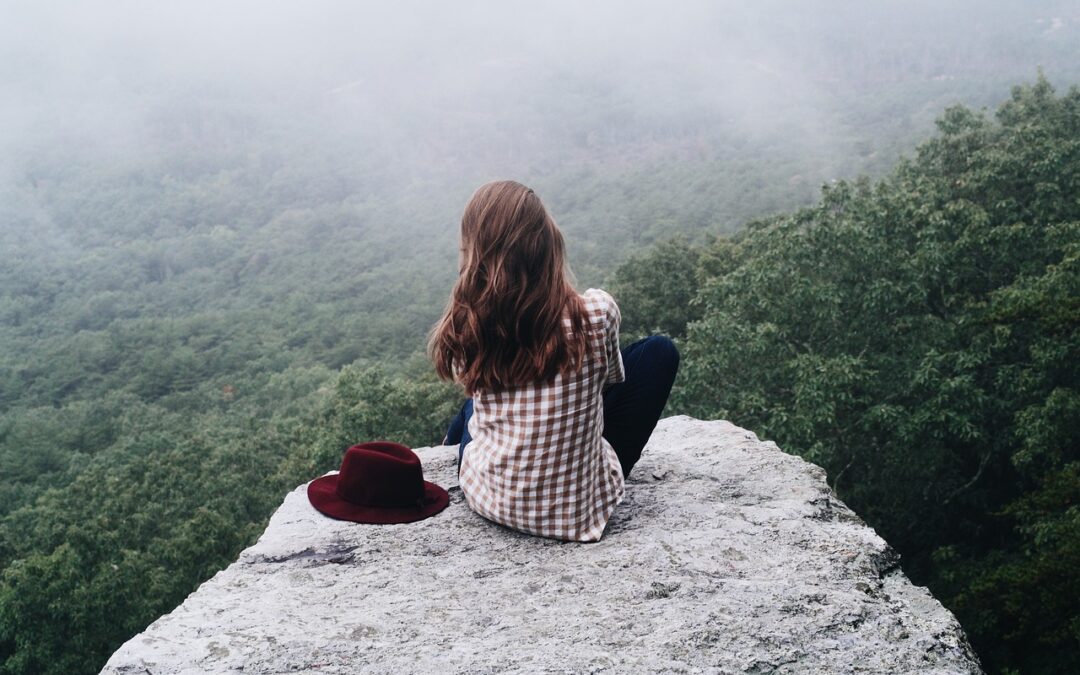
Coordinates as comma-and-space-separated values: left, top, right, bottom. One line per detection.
429, 180, 587, 394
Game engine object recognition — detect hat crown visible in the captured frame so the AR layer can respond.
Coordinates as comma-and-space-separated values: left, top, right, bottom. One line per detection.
335, 442, 425, 507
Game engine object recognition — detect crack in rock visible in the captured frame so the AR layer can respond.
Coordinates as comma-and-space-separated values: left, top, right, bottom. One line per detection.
250, 544, 359, 566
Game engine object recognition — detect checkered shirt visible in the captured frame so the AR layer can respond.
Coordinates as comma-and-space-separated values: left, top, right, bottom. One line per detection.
458, 288, 626, 542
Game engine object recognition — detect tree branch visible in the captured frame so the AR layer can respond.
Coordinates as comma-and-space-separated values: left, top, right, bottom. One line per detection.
942, 450, 993, 506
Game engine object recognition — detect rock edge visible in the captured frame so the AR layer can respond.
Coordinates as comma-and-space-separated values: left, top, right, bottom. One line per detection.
103, 416, 982, 674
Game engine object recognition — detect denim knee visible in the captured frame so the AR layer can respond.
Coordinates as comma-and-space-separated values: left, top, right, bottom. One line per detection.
642, 335, 680, 370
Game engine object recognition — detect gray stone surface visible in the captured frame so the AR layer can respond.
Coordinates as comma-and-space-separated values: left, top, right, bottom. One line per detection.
102, 416, 981, 674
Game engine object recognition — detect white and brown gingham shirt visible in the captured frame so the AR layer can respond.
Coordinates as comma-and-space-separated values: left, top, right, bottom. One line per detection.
458, 288, 626, 542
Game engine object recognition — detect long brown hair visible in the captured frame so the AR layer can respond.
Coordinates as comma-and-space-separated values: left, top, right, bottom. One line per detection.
429, 180, 587, 394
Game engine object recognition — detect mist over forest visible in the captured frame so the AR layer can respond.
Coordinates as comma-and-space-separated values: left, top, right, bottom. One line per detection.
1, 2, 1078, 673
6, 1, 1079, 273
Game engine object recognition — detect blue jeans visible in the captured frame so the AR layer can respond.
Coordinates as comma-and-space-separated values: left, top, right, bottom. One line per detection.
444, 335, 680, 478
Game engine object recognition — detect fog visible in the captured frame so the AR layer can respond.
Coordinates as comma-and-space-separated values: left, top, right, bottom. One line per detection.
2, 0, 1078, 266
5, 2, 1077, 160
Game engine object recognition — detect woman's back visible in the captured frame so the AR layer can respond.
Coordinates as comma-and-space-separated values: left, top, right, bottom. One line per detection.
458, 288, 625, 542
433, 180, 678, 542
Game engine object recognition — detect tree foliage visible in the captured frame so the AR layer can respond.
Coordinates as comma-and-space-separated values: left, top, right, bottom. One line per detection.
0, 363, 456, 675
613, 75, 1079, 673
0, 68, 1077, 674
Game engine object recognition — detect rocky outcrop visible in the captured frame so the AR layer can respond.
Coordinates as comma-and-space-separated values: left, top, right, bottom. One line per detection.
102, 416, 981, 674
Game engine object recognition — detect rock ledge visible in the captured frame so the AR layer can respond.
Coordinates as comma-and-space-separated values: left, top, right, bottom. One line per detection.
103, 416, 981, 674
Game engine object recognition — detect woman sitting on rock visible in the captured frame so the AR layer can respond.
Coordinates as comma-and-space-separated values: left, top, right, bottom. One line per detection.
429, 180, 679, 542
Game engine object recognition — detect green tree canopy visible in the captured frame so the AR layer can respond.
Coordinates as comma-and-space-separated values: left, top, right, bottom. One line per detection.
613, 75, 1079, 673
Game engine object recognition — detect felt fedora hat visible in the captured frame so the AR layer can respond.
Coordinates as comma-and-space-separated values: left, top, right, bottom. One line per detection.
307, 441, 449, 524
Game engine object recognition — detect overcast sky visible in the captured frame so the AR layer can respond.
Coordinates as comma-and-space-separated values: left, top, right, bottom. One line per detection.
2, 1, 1077, 201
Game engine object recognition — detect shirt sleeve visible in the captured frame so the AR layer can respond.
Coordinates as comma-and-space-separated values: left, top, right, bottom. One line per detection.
602, 292, 625, 387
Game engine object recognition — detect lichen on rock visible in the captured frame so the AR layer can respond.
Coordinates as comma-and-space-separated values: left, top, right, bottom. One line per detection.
102, 416, 982, 674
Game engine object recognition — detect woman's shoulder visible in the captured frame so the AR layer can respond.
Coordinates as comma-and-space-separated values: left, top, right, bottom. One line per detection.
581, 287, 617, 308
581, 288, 621, 327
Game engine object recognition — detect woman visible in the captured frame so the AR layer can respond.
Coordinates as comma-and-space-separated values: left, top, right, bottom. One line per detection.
429, 180, 679, 542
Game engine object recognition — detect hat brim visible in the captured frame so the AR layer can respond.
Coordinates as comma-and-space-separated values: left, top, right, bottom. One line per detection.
306, 473, 450, 524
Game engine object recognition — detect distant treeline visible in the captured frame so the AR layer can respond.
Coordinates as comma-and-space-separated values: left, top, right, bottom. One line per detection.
0, 76, 1077, 674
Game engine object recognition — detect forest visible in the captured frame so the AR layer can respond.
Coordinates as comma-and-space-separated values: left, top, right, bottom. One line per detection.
1, 2, 1079, 674
612, 77, 1079, 674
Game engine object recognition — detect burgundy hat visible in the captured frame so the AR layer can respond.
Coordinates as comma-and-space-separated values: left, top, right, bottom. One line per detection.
307, 441, 449, 524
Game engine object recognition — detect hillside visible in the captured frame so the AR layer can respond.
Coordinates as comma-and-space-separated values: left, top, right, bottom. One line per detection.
611, 76, 1079, 674
1, 5, 1079, 672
